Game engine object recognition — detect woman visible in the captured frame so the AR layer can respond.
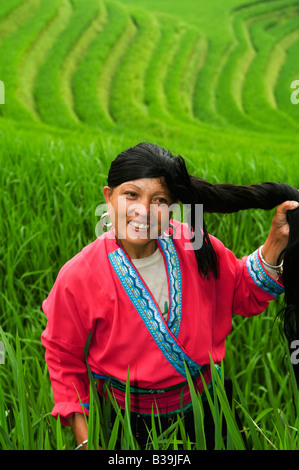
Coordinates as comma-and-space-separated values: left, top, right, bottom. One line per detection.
41, 142, 299, 450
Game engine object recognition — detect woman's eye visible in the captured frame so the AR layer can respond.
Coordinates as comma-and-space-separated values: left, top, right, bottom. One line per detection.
155, 198, 168, 204
125, 192, 137, 197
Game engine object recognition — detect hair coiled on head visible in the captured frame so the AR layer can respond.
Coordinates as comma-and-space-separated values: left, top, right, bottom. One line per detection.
108, 142, 299, 383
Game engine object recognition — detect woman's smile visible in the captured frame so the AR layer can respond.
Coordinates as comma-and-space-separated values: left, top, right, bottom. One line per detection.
128, 219, 150, 231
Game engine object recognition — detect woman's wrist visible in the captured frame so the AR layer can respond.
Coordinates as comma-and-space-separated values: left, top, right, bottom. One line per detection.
67, 413, 89, 449
259, 245, 283, 279
260, 235, 287, 267
259, 233, 287, 279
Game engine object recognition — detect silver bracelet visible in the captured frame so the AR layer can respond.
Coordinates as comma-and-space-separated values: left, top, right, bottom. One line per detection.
75, 439, 88, 450
259, 245, 284, 271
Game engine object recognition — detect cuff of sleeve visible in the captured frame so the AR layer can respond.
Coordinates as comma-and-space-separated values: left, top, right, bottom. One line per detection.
51, 402, 90, 427
246, 249, 285, 298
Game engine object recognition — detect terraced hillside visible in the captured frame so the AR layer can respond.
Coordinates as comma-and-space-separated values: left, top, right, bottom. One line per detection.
0, 0, 298, 147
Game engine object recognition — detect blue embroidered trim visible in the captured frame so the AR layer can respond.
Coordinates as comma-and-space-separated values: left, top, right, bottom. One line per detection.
157, 238, 182, 337
91, 373, 108, 380
246, 249, 284, 298
108, 244, 202, 379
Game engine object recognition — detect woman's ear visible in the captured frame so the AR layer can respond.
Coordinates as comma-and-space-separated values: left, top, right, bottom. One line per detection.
103, 186, 112, 205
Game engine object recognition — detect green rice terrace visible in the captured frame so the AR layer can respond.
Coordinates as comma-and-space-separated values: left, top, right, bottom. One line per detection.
1, 0, 299, 450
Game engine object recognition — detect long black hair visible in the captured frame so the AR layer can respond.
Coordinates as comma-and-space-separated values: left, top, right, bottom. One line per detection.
107, 142, 299, 381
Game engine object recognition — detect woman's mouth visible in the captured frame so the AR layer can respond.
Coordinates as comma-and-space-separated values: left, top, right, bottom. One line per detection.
128, 220, 150, 230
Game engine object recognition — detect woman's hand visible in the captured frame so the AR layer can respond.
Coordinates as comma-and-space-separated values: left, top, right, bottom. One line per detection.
262, 200, 299, 267
67, 413, 103, 450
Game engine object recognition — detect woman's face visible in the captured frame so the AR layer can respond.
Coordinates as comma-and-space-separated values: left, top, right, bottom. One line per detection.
103, 177, 173, 258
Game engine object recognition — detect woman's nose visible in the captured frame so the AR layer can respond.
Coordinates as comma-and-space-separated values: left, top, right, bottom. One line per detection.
129, 199, 151, 218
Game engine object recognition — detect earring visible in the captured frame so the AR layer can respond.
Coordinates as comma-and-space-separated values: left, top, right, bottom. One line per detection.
162, 222, 176, 239
100, 212, 113, 229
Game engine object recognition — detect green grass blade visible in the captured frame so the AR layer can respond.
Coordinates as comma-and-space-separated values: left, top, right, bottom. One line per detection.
123, 368, 139, 449
84, 331, 109, 448
210, 360, 246, 450
0, 425, 14, 450
107, 409, 121, 450
231, 375, 263, 450
184, 363, 206, 450
150, 409, 160, 450
56, 415, 64, 450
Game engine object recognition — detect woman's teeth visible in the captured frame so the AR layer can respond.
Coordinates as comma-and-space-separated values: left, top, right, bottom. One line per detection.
129, 221, 149, 229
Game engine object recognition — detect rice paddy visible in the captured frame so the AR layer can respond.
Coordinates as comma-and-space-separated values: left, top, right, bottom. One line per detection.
1, 0, 299, 451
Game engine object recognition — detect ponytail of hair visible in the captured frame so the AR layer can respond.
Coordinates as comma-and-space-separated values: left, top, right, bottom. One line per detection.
188, 175, 299, 385
190, 177, 299, 213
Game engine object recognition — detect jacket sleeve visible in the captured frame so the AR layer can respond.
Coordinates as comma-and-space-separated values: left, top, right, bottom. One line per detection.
210, 236, 285, 317
232, 247, 284, 316
41, 261, 93, 426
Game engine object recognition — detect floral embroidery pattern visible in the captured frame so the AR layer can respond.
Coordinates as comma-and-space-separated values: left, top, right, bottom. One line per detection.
246, 249, 285, 298
156, 237, 182, 337
108, 239, 202, 378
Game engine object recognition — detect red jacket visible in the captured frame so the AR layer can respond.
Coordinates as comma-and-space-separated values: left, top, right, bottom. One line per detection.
41, 223, 283, 425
